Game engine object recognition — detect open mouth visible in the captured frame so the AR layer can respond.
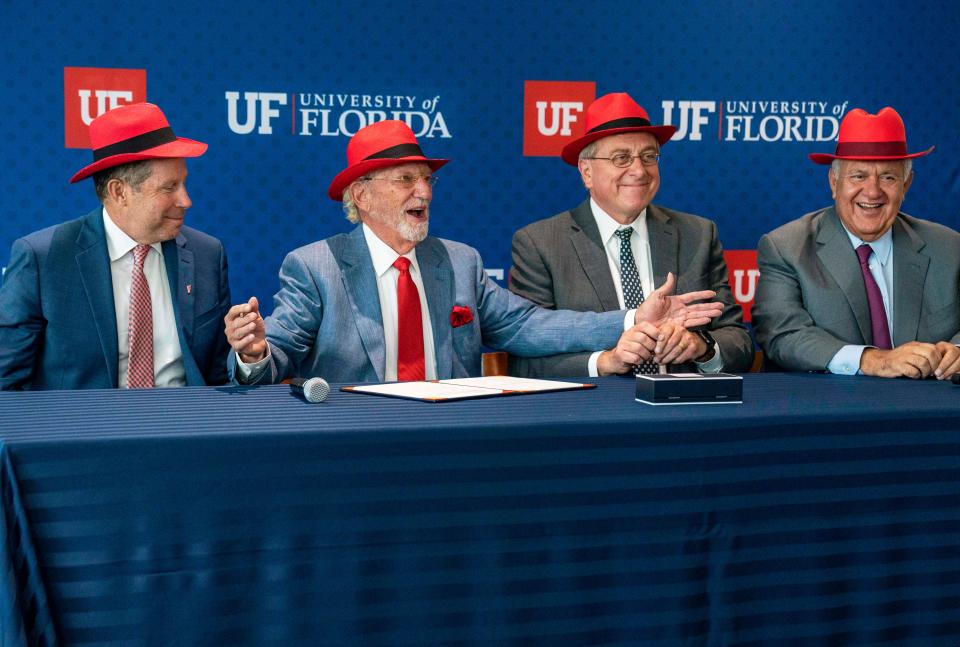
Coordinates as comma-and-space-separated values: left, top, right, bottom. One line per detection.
406, 207, 427, 219
856, 202, 884, 211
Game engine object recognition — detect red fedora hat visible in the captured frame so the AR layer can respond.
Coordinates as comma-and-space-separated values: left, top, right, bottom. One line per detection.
809, 107, 934, 165
328, 120, 449, 201
70, 102, 207, 183
560, 93, 677, 166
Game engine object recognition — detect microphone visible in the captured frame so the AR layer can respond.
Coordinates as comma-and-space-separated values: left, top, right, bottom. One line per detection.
289, 377, 331, 403
952, 373, 960, 385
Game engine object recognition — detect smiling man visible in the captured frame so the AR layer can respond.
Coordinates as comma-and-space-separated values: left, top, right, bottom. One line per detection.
0, 103, 233, 389
225, 120, 726, 384
753, 107, 960, 379
509, 93, 753, 378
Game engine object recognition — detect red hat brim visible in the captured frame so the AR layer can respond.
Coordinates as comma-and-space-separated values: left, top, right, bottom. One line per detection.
69, 137, 208, 183
560, 124, 677, 166
327, 156, 449, 201
809, 145, 935, 165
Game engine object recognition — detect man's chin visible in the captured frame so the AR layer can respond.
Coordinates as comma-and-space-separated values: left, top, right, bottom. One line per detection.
399, 222, 429, 243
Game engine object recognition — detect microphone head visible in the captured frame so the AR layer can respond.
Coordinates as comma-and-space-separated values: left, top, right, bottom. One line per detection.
302, 377, 331, 403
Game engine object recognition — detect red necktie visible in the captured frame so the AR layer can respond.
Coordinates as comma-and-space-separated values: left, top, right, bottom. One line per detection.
127, 244, 155, 388
394, 256, 425, 381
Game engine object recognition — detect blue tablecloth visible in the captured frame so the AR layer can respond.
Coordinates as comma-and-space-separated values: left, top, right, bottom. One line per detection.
2, 373, 960, 646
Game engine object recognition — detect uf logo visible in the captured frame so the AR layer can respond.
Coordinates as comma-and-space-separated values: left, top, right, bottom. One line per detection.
723, 250, 760, 322
225, 92, 288, 135
64, 67, 146, 148
661, 100, 717, 141
523, 81, 595, 157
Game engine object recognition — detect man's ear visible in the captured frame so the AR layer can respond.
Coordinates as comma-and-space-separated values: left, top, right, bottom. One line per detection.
578, 159, 593, 191
106, 178, 127, 206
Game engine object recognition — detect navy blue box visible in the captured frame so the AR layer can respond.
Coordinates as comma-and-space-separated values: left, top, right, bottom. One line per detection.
635, 373, 743, 405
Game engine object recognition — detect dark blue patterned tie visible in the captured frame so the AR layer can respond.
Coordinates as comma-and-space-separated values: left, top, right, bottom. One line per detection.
615, 228, 659, 374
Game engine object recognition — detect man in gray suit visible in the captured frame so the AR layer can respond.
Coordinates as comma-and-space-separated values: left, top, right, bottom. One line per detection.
753, 106, 960, 380
510, 93, 753, 378
225, 120, 723, 384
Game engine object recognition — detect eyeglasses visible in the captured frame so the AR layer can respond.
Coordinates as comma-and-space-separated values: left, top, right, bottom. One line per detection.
361, 174, 438, 188
583, 152, 660, 168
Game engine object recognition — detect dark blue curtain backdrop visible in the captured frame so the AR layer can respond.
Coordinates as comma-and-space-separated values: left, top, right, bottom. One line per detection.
2, 0, 958, 315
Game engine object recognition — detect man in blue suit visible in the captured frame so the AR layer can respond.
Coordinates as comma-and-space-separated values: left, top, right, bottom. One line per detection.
0, 103, 232, 390
226, 120, 722, 384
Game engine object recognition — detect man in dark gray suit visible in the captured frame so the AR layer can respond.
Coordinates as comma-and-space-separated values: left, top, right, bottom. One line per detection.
510, 92, 752, 378
753, 106, 960, 380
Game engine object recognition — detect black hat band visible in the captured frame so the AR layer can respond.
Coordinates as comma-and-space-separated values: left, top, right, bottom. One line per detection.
92, 127, 178, 161
364, 143, 425, 160
587, 116, 653, 134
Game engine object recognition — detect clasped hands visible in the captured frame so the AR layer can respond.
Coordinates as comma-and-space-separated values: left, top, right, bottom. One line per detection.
860, 341, 960, 380
598, 272, 722, 376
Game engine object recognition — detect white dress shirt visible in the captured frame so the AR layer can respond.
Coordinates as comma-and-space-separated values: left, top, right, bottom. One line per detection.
237, 223, 438, 382
587, 199, 722, 374
362, 224, 438, 381
103, 208, 185, 387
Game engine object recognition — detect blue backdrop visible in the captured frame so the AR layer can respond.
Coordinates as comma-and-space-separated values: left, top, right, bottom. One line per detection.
2, 0, 958, 317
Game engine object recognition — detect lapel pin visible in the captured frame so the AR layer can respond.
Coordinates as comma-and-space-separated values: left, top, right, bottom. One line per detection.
186, 284, 192, 295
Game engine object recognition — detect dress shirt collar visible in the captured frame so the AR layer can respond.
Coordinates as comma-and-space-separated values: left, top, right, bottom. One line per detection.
102, 207, 163, 261
362, 222, 421, 276
589, 198, 647, 245
840, 222, 893, 267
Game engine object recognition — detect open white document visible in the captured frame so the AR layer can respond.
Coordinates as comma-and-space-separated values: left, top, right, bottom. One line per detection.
342, 376, 595, 402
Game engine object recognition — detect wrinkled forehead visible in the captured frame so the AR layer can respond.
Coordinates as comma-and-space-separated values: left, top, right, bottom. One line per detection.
595, 131, 660, 155
370, 161, 432, 178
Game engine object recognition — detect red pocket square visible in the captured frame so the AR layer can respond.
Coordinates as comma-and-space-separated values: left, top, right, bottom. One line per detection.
450, 305, 474, 328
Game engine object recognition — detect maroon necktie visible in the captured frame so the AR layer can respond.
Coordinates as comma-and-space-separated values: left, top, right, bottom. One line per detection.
394, 256, 425, 381
855, 244, 892, 350
127, 244, 155, 388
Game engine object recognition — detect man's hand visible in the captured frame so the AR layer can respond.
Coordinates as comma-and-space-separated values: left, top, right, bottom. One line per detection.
225, 296, 268, 363
634, 272, 723, 328
860, 341, 945, 379
934, 341, 960, 380
653, 320, 708, 365
596, 322, 659, 375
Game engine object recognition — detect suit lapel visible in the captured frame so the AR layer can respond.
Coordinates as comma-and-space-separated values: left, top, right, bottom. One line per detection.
416, 238, 454, 379
335, 227, 387, 382
568, 201, 620, 311
815, 207, 871, 344
890, 217, 928, 346
162, 236, 203, 385
74, 210, 119, 387
646, 205, 678, 288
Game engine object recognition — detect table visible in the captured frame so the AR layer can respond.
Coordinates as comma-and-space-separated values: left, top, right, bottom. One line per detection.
3, 373, 960, 646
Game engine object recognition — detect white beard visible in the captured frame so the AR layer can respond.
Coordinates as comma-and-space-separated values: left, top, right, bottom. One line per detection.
398, 218, 428, 243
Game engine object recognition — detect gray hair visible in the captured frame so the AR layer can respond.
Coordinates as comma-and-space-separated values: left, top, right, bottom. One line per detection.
830, 158, 912, 179
578, 140, 600, 163
93, 159, 154, 202
342, 180, 364, 224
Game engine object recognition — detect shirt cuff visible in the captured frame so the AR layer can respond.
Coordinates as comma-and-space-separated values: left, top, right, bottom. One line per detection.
623, 309, 636, 330
235, 349, 271, 383
587, 351, 602, 377
827, 345, 866, 375
694, 345, 724, 373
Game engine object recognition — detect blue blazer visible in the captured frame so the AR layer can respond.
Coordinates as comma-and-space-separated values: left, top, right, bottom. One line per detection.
243, 225, 627, 384
0, 208, 233, 390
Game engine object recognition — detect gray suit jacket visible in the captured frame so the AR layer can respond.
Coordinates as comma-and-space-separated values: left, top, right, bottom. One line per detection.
753, 206, 960, 371
238, 225, 629, 384
509, 200, 753, 377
